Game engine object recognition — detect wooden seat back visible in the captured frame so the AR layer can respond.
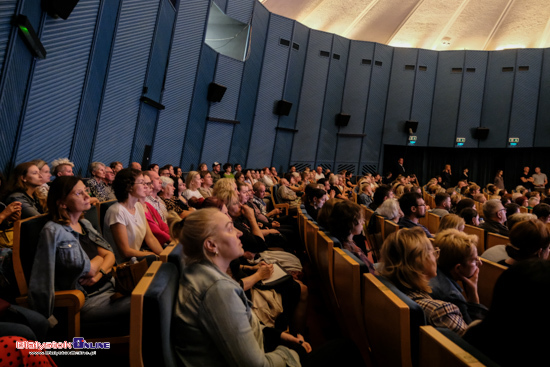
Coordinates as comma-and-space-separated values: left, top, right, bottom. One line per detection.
427, 212, 440, 235
478, 258, 507, 308
485, 232, 509, 250
463, 225, 486, 254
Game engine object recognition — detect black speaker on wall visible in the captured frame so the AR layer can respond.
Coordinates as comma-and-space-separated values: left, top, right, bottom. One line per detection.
404, 120, 418, 134
207, 83, 227, 102
42, 0, 80, 20
275, 100, 293, 116
472, 127, 490, 140
335, 113, 351, 126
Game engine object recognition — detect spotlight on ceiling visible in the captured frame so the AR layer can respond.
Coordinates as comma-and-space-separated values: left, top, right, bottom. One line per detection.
441, 37, 451, 46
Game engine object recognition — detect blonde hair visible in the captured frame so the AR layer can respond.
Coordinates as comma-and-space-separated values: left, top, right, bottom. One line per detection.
380, 227, 433, 293
185, 171, 200, 190
438, 214, 465, 232
215, 188, 239, 207
212, 178, 236, 197
179, 208, 221, 264
167, 210, 184, 244
434, 229, 478, 272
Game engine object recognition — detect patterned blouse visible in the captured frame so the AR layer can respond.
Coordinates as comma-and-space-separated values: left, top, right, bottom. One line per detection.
162, 196, 189, 214
86, 178, 115, 202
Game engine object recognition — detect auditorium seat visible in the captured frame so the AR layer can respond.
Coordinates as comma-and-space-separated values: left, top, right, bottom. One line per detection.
485, 232, 509, 250
477, 258, 507, 309
159, 243, 184, 275
427, 212, 440, 235
463, 225, 485, 254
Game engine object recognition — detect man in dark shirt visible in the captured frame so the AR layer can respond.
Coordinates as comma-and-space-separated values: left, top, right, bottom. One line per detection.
398, 192, 433, 238
479, 199, 509, 236
520, 166, 534, 192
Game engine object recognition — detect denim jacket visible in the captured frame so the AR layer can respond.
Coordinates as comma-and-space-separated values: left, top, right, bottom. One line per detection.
28, 219, 114, 318
172, 261, 300, 367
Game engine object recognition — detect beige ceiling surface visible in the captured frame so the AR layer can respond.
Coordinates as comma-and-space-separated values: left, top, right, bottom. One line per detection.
261, 0, 550, 50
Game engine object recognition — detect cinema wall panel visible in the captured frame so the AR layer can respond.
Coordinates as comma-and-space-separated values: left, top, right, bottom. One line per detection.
410, 48, 437, 147
535, 48, 550, 147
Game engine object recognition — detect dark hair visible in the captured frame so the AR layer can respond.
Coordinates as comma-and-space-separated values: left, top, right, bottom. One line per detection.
109, 161, 122, 169
223, 163, 232, 171
505, 203, 520, 218
112, 168, 142, 202
501, 194, 513, 205
234, 171, 244, 181
507, 219, 550, 260
459, 208, 478, 225
201, 196, 224, 211
455, 198, 475, 214
284, 173, 294, 182
372, 184, 392, 209
3, 161, 38, 198
398, 192, 422, 216
199, 170, 211, 179
532, 203, 550, 219
175, 177, 185, 197
328, 200, 363, 243
47, 176, 83, 225
317, 178, 327, 186
514, 196, 528, 206
148, 163, 159, 170
434, 192, 450, 207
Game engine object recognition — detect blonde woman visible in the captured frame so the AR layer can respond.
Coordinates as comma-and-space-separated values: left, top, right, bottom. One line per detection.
380, 227, 467, 335
183, 171, 203, 200
438, 214, 465, 232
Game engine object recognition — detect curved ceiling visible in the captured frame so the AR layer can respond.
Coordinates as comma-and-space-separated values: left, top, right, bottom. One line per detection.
261, 0, 550, 51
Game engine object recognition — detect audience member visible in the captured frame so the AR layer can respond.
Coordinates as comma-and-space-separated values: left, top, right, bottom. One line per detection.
438, 214, 465, 232
429, 193, 451, 217
397, 192, 433, 238
532, 203, 550, 223
86, 162, 115, 202
211, 162, 221, 183
458, 208, 479, 226
498, 219, 550, 267
143, 170, 168, 223
142, 175, 171, 245
198, 170, 213, 198
50, 158, 74, 177
479, 199, 509, 236
4, 162, 44, 218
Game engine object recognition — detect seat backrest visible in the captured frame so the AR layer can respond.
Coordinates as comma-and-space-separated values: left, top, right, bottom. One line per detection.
384, 219, 399, 240
130, 261, 179, 367
427, 212, 440, 235
83, 203, 101, 234
463, 225, 485, 254
99, 199, 118, 231
12, 214, 50, 295
333, 248, 372, 365
485, 232, 509, 250
305, 220, 318, 266
159, 243, 185, 275
419, 325, 499, 367
365, 208, 374, 224
363, 273, 425, 367
478, 258, 507, 308
317, 230, 338, 307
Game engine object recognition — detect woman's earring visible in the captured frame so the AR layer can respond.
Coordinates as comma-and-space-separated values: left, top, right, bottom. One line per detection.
215, 251, 219, 256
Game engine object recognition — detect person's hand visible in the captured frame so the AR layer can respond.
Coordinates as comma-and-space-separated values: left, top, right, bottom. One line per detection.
1, 202, 22, 222
241, 204, 255, 220
296, 334, 312, 353
257, 263, 273, 280
458, 266, 480, 304
272, 221, 280, 228
79, 272, 101, 287
269, 229, 280, 235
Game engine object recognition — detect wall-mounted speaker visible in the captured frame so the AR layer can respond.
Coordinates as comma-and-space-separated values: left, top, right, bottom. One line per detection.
472, 127, 490, 140
42, 0, 80, 20
335, 113, 351, 126
207, 82, 227, 102
275, 100, 292, 116
404, 120, 418, 134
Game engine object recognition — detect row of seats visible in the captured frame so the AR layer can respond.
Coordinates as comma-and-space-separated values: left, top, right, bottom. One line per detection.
297, 206, 501, 367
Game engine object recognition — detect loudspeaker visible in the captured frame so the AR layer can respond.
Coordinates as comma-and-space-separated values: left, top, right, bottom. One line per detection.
335, 113, 351, 126
404, 120, 418, 134
42, 0, 80, 20
207, 83, 227, 102
275, 100, 293, 116
472, 127, 490, 140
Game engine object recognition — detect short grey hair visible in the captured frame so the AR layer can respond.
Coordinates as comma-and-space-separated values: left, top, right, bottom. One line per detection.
483, 199, 503, 219
51, 158, 74, 175
377, 198, 401, 220
90, 161, 105, 174
159, 176, 174, 188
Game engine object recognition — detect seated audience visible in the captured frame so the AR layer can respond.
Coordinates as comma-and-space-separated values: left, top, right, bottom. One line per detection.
379, 228, 467, 335
277, 177, 301, 213
429, 192, 451, 217
102, 168, 163, 263
430, 229, 487, 323
479, 199, 509, 236
110, 161, 123, 175
303, 186, 327, 221
50, 158, 74, 177
532, 203, 550, 223
143, 170, 168, 222
328, 200, 376, 274
463, 259, 550, 366
453, 198, 475, 215
458, 208, 479, 226
357, 182, 373, 207
86, 162, 115, 202
222, 163, 234, 178
498, 219, 550, 267
375, 198, 403, 224
197, 170, 213, 198
142, 175, 171, 245
28, 176, 130, 329
398, 192, 433, 238
438, 214, 465, 232
4, 162, 44, 218
183, 171, 204, 201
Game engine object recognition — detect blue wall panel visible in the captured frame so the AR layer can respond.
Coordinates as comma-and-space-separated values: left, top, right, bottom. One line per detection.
71, 0, 122, 176
247, 14, 292, 168
383, 47, 418, 146
0, 0, 17, 78
508, 49, 542, 147
275, 21, 309, 169
132, 0, 176, 165
201, 121, 233, 165
320, 35, 349, 163
16, 0, 101, 165
230, 1, 269, 167
429, 51, 464, 147
479, 49, 516, 148
180, 45, 217, 171
410, 49, 437, 147
456, 51, 488, 148
535, 48, 550, 147
226, 0, 254, 24
151, 0, 209, 167
361, 43, 393, 167
291, 30, 333, 164
208, 55, 244, 120
93, 0, 160, 165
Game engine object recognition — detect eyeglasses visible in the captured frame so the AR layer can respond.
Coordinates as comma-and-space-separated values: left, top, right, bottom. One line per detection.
74, 188, 91, 197
431, 248, 440, 259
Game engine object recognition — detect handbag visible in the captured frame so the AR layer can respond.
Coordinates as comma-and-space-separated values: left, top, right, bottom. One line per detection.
110, 258, 148, 300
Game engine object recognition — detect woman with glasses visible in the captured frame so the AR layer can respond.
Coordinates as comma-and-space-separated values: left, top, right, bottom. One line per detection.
141, 174, 170, 245
28, 176, 130, 329
102, 168, 163, 263
380, 227, 467, 335
429, 229, 487, 324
